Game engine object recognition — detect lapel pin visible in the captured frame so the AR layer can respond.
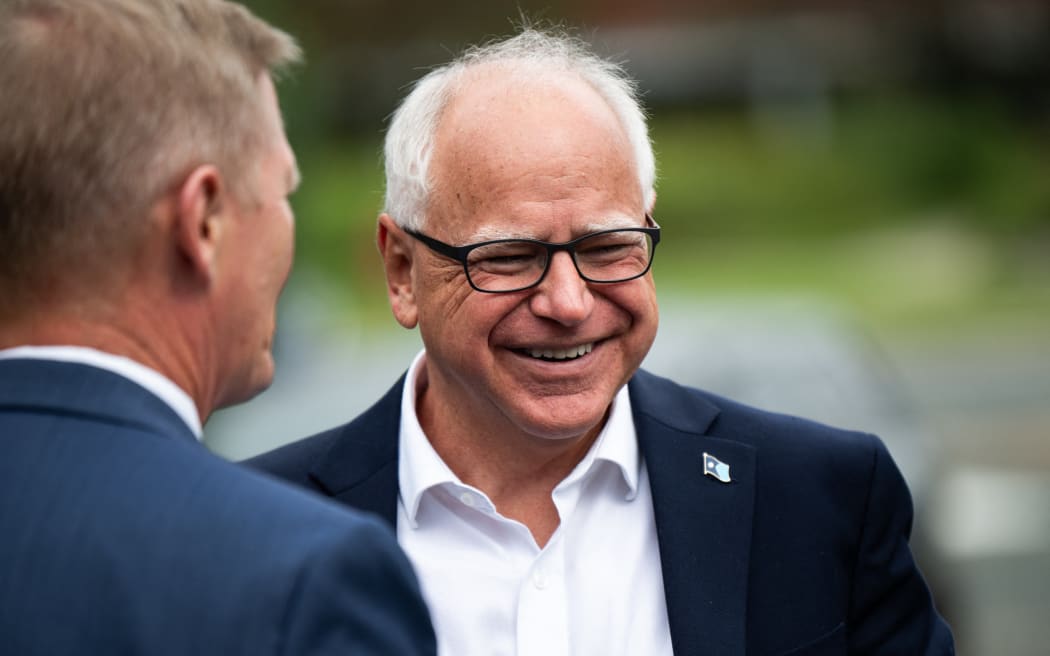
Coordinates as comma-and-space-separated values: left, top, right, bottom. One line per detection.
703, 452, 731, 483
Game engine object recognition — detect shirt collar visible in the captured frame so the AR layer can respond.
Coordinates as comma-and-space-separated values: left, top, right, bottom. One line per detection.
397, 349, 640, 528
0, 345, 204, 440
398, 350, 460, 528
576, 381, 640, 500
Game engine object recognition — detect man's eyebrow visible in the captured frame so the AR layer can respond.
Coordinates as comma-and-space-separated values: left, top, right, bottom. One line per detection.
581, 216, 641, 232
465, 216, 643, 242
467, 226, 531, 242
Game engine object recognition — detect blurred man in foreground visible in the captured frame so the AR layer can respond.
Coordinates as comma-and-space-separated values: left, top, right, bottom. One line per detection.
250, 29, 954, 655
0, 1, 435, 653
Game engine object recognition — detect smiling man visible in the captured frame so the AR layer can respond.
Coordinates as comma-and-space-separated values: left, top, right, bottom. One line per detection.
248, 29, 954, 656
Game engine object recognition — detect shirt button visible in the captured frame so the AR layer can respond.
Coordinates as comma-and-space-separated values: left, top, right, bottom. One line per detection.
458, 492, 476, 507
532, 567, 548, 590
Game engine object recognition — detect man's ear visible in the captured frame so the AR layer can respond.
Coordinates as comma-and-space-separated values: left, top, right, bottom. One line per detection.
174, 164, 227, 282
377, 213, 419, 329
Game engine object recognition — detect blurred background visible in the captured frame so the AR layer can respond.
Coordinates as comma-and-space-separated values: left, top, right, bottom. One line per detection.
211, 1, 1050, 653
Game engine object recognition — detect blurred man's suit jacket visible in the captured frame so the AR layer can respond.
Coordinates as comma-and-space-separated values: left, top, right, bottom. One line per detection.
0, 358, 436, 656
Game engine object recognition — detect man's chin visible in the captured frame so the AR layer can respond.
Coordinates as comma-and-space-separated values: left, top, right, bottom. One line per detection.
511, 401, 610, 444
215, 357, 275, 411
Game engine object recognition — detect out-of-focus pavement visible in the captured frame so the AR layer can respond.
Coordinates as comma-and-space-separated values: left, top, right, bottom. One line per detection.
889, 333, 1050, 656
210, 294, 1050, 655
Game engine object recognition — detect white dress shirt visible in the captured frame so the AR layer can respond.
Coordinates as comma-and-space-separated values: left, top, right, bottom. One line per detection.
0, 345, 203, 440
397, 350, 674, 656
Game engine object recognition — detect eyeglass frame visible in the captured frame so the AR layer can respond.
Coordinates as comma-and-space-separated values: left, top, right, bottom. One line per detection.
402, 214, 661, 294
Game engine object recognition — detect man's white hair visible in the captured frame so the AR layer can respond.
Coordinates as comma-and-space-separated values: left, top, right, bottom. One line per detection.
382, 28, 656, 231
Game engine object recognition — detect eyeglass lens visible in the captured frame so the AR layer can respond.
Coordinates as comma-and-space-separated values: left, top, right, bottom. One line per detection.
466, 229, 654, 292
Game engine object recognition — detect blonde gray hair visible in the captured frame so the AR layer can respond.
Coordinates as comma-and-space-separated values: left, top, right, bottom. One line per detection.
383, 28, 656, 231
0, 0, 300, 300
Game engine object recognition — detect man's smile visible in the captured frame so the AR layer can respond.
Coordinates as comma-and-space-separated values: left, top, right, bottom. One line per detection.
519, 342, 595, 362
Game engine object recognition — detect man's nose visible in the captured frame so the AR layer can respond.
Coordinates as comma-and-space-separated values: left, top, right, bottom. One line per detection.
528, 251, 594, 326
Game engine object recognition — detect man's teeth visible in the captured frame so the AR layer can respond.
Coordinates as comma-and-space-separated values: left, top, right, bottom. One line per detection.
525, 343, 594, 360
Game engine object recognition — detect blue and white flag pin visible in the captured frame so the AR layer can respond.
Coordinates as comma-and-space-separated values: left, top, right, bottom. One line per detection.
703, 452, 731, 483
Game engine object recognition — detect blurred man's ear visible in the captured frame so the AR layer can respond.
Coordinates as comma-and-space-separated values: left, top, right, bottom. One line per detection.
173, 164, 227, 283
377, 213, 419, 329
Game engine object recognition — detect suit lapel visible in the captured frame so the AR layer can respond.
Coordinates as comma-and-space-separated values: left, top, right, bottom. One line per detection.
631, 370, 756, 656
308, 376, 405, 528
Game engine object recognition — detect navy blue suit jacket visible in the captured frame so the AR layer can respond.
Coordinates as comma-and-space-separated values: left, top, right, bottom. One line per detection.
247, 369, 954, 655
0, 359, 436, 656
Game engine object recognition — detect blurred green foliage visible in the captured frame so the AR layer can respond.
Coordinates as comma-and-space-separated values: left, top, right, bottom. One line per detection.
654, 97, 1050, 239
288, 92, 1049, 334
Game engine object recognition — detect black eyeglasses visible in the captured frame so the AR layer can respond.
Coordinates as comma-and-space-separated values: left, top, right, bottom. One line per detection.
403, 215, 660, 293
